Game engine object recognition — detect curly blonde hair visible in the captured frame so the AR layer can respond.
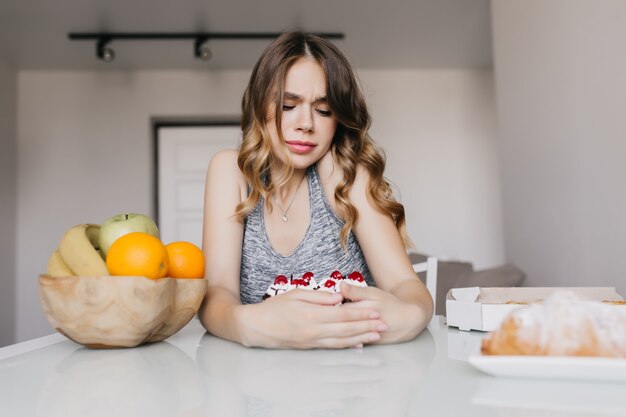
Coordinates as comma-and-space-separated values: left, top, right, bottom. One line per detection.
236, 32, 410, 248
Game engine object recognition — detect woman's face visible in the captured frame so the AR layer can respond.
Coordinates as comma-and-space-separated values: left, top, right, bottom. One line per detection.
267, 57, 338, 171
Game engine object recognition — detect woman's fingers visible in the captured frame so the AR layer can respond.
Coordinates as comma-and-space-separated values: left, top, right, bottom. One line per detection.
318, 331, 382, 349
314, 303, 381, 323
284, 288, 344, 305
339, 281, 379, 302
265, 288, 389, 348
316, 319, 388, 339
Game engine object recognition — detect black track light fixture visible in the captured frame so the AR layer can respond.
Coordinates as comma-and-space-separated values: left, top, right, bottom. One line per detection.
96, 37, 115, 62
194, 36, 211, 61
69, 32, 345, 63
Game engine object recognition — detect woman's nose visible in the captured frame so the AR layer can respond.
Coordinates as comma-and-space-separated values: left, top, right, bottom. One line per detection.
296, 108, 313, 132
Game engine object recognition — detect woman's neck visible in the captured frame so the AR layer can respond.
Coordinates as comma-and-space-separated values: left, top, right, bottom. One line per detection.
270, 166, 308, 201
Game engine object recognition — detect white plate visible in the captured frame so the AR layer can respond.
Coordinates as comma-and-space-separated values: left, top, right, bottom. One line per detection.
471, 377, 626, 413
468, 353, 626, 382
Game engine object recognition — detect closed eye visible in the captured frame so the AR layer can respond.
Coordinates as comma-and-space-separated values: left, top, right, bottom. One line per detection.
316, 109, 332, 117
282, 105, 295, 111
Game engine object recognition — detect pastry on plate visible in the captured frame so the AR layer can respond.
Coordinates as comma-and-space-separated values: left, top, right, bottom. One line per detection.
481, 292, 626, 358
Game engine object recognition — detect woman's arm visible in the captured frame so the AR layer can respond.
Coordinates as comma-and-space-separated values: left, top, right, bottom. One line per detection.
198, 149, 249, 342
199, 150, 385, 349
341, 165, 434, 343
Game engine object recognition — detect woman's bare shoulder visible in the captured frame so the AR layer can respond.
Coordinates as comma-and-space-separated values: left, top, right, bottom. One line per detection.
208, 149, 241, 176
206, 149, 247, 197
208, 148, 238, 168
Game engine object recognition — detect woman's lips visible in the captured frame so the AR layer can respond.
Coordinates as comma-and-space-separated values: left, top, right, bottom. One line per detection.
285, 141, 316, 154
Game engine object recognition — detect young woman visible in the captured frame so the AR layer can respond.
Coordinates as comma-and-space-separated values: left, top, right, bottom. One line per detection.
199, 32, 433, 349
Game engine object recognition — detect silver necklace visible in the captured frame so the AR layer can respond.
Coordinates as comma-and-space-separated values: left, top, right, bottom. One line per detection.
272, 174, 306, 222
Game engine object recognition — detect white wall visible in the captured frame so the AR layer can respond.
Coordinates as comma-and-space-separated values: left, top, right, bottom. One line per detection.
16, 68, 502, 342
492, 1, 626, 294
0, 59, 17, 347
361, 70, 503, 267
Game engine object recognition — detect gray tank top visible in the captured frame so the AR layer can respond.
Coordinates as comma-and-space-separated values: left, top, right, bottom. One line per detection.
239, 164, 374, 304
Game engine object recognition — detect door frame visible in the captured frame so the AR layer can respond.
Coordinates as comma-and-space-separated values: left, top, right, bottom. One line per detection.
152, 117, 240, 227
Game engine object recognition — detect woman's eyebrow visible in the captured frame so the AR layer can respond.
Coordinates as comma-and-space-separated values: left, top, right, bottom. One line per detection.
284, 91, 328, 104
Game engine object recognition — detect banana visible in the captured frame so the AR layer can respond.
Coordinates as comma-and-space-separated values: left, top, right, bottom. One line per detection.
46, 249, 74, 276
58, 224, 109, 276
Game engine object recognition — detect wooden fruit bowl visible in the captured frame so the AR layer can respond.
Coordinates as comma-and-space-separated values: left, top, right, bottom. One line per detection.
38, 275, 207, 348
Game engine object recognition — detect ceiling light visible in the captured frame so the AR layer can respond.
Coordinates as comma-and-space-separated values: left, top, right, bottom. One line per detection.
96, 37, 115, 62
194, 36, 212, 61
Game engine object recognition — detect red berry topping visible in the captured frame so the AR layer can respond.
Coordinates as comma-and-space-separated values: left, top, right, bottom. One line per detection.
292, 278, 307, 287
348, 271, 364, 282
330, 270, 344, 280
324, 280, 336, 288
302, 271, 315, 281
274, 275, 289, 285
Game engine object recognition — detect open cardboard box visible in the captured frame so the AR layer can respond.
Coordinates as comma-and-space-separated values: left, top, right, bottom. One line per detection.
445, 287, 624, 332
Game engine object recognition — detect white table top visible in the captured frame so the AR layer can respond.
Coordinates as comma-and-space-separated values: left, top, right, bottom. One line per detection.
1, 317, 625, 417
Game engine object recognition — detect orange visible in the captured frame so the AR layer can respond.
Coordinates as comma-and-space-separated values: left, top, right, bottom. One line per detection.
106, 232, 169, 279
165, 241, 205, 279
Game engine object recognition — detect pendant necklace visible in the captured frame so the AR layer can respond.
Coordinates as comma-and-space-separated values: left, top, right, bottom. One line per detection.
272, 173, 306, 222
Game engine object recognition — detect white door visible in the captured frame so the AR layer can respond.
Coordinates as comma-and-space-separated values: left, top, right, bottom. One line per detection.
157, 125, 241, 247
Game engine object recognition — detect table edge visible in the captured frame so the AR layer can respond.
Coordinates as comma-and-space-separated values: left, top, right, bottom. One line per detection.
0, 332, 66, 361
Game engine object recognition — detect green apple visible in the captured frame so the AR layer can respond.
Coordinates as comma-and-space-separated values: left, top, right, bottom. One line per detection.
99, 213, 160, 258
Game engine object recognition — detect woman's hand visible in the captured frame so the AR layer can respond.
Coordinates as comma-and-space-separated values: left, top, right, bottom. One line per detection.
236, 289, 387, 349
339, 281, 428, 344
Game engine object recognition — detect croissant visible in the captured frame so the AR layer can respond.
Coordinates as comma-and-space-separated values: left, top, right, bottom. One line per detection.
481, 292, 626, 358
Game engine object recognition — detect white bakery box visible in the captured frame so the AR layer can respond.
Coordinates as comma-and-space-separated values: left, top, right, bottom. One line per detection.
445, 287, 624, 332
